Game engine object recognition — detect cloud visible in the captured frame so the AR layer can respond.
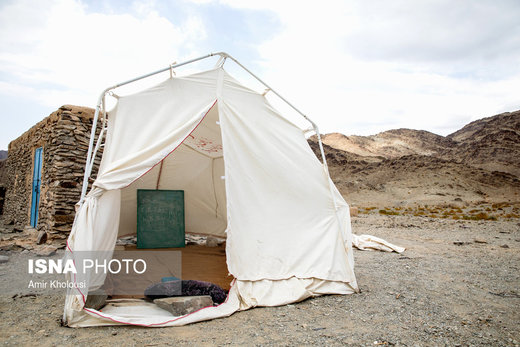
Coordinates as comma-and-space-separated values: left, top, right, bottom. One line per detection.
0, 0, 519, 151
0, 0, 207, 108
344, 0, 520, 79
218, 0, 520, 136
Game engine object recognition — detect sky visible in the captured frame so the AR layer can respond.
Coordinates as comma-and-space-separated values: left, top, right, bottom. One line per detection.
1, 0, 519, 150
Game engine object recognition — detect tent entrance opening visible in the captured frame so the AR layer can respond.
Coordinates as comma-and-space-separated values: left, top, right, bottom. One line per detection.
116, 104, 230, 292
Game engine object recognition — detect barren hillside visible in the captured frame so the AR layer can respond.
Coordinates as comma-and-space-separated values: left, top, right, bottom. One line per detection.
444, 110, 520, 177
309, 110, 520, 207
320, 129, 455, 158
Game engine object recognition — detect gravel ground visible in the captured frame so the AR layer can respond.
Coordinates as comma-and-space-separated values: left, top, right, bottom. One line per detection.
1, 214, 519, 346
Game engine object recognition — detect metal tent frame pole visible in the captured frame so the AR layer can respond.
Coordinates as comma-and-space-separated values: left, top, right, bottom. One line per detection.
80, 52, 331, 203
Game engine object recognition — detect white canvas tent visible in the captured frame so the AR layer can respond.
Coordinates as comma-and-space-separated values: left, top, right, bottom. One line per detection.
63, 52, 359, 327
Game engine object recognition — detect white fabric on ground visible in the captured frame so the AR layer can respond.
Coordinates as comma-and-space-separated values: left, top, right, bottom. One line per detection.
352, 234, 406, 253
66, 277, 356, 327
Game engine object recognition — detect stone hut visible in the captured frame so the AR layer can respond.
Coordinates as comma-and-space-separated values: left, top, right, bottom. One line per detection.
2, 105, 102, 239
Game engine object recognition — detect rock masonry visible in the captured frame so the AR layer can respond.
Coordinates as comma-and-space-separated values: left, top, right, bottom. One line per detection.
2, 105, 103, 240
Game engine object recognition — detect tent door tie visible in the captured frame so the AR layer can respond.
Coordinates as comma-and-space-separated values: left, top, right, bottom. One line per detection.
169, 62, 177, 78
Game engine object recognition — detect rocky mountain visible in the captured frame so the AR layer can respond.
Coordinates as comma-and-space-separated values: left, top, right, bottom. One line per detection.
444, 110, 520, 177
447, 110, 520, 142
309, 110, 520, 206
319, 129, 455, 159
0, 150, 6, 160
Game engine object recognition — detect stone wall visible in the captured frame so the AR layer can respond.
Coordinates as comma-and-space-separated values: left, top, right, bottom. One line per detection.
2, 105, 103, 238
0, 159, 6, 214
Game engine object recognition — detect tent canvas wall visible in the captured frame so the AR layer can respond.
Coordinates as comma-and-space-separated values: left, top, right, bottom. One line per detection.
63, 53, 358, 327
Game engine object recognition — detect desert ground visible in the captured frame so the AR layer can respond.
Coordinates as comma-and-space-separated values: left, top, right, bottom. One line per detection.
1, 212, 519, 346
1, 110, 519, 345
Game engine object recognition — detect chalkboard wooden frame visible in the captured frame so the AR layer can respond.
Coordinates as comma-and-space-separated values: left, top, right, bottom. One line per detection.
137, 189, 185, 249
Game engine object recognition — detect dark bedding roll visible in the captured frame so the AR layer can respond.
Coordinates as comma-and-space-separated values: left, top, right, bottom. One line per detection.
145, 280, 228, 304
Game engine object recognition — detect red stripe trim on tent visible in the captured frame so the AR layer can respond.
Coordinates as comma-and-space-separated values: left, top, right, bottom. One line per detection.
82, 280, 236, 327
66, 241, 87, 303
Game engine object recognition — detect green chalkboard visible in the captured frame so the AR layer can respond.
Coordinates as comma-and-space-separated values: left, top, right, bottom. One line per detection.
137, 190, 185, 249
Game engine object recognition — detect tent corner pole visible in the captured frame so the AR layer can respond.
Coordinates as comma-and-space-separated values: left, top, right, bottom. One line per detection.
313, 125, 329, 171
80, 90, 106, 202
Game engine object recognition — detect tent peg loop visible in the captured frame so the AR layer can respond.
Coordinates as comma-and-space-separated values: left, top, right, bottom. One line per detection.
108, 91, 119, 99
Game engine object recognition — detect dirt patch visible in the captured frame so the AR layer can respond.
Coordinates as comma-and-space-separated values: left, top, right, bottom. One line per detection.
1, 214, 519, 346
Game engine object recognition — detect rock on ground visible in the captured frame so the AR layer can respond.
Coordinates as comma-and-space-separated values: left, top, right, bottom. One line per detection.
36, 230, 47, 245
84, 290, 107, 310
34, 245, 57, 257
154, 296, 213, 316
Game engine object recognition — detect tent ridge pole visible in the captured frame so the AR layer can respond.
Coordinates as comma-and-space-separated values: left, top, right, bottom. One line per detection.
103, 53, 224, 93
80, 52, 333, 206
